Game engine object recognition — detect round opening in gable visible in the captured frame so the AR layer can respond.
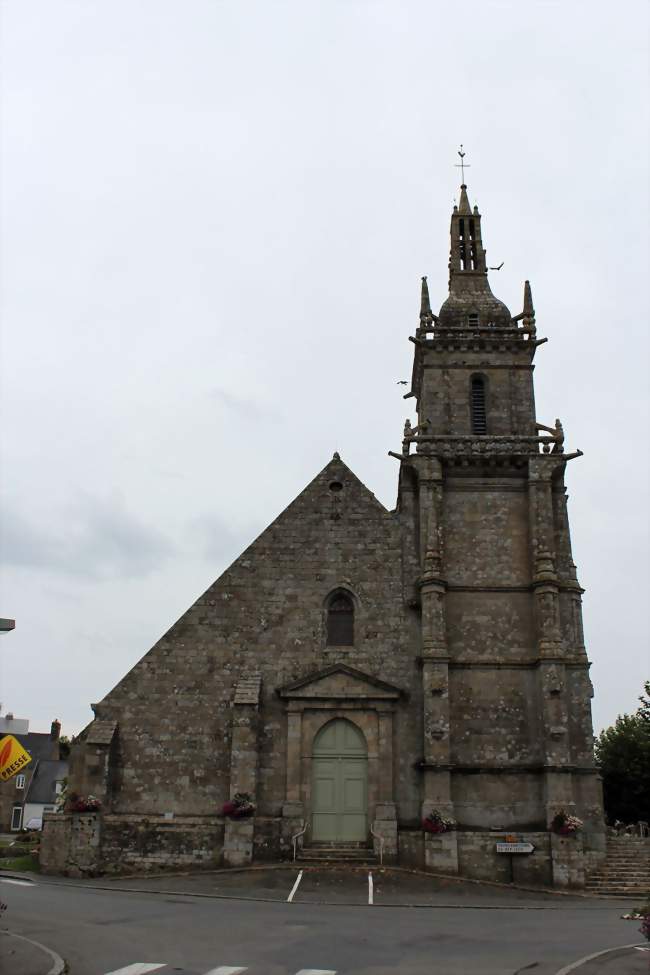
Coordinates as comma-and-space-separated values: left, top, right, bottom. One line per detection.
329, 481, 343, 493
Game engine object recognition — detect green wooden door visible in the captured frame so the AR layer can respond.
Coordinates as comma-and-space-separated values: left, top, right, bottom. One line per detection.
311, 720, 367, 842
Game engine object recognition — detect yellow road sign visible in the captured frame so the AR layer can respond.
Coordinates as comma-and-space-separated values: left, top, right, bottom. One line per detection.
0, 735, 32, 782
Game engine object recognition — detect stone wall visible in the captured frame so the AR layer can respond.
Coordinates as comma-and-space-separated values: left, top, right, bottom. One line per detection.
40, 814, 71, 875
398, 828, 424, 868
443, 484, 531, 586
449, 673, 543, 770
100, 815, 225, 874
457, 831, 552, 887
419, 352, 535, 437
41, 813, 103, 877
452, 772, 545, 829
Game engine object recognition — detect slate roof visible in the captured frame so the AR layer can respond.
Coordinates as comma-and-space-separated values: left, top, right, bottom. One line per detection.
24, 759, 68, 805
13, 732, 56, 763
86, 719, 118, 745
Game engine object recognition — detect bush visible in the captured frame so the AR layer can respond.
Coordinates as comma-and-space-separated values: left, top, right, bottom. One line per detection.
595, 681, 650, 824
640, 914, 650, 943
0, 854, 39, 873
16, 831, 38, 844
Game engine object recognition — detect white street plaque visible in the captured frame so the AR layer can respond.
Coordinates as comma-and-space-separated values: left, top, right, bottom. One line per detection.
496, 842, 535, 854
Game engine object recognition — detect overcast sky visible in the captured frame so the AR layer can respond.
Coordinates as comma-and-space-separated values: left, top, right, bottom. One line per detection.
1, 1, 648, 738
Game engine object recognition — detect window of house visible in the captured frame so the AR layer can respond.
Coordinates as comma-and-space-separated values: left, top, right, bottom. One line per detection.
11, 806, 22, 831
470, 376, 487, 434
326, 592, 354, 646
15, 774, 25, 790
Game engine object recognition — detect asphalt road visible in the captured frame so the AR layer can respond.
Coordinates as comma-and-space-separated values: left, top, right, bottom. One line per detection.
0, 870, 645, 975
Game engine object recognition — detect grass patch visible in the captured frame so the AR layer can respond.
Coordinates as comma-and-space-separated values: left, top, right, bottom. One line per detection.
1, 854, 40, 873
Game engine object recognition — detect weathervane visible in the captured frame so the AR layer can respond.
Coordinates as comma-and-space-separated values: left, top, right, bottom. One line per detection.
455, 144, 470, 184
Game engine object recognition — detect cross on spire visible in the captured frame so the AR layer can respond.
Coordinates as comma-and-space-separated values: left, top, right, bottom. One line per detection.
455, 145, 470, 185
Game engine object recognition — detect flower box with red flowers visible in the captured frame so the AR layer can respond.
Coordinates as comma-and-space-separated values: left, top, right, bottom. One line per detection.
69, 794, 101, 813
422, 810, 456, 834
551, 809, 583, 836
221, 792, 255, 819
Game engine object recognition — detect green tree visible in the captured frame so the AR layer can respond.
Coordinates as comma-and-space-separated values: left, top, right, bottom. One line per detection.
595, 681, 650, 824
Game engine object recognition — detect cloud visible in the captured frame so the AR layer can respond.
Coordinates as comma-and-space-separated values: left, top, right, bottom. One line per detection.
1, 494, 175, 580
208, 385, 276, 421
187, 511, 260, 565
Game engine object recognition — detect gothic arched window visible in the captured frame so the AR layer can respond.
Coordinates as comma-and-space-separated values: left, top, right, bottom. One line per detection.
326, 591, 354, 646
470, 375, 487, 434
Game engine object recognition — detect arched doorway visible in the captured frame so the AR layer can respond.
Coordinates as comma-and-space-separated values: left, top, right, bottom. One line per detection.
311, 719, 368, 843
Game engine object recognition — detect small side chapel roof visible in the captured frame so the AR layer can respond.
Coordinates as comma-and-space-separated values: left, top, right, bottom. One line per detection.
233, 674, 262, 705
86, 719, 118, 745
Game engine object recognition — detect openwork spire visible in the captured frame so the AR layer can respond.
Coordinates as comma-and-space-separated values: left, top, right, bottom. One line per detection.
438, 178, 511, 328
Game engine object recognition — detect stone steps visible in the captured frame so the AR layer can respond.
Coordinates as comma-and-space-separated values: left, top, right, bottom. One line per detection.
585, 887, 649, 896
586, 881, 649, 887
585, 836, 650, 896
298, 845, 377, 864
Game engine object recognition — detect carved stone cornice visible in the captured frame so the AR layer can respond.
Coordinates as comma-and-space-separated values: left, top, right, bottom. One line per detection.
413, 435, 557, 461
414, 762, 599, 775
411, 326, 538, 357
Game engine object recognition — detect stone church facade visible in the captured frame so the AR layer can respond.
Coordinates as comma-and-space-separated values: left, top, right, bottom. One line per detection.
42, 181, 606, 887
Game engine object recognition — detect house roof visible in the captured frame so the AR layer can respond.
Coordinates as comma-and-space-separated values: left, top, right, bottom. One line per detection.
24, 759, 68, 805
13, 732, 56, 763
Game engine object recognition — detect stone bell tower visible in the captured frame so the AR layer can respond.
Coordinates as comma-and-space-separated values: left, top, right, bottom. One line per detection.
396, 177, 605, 886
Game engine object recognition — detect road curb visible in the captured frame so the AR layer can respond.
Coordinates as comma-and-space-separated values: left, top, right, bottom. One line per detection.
5, 876, 638, 911
553, 941, 647, 974
21, 862, 640, 901
1, 929, 66, 975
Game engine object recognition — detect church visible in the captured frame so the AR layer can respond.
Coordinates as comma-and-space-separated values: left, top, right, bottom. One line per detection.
42, 176, 606, 888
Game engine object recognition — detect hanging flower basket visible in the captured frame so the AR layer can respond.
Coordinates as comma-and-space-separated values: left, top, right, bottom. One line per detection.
422, 810, 456, 834
551, 809, 583, 836
222, 792, 255, 819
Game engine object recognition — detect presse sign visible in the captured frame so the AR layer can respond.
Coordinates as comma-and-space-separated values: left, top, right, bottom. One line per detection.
0, 735, 33, 782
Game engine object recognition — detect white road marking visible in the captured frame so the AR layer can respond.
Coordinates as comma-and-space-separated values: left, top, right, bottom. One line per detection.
104, 965, 166, 975
294, 970, 337, 974
203, 968, 248, 974
368, 871, 373, 905
287, 869, 303, 902
205, 965, 248, 975
0, 878, 35, 886
554, 943, 648, 974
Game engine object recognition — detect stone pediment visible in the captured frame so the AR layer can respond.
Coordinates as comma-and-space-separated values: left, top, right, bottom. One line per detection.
277, 664, 404, 701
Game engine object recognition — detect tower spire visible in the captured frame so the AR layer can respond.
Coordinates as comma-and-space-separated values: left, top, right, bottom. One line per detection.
436, 169, 512, 328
